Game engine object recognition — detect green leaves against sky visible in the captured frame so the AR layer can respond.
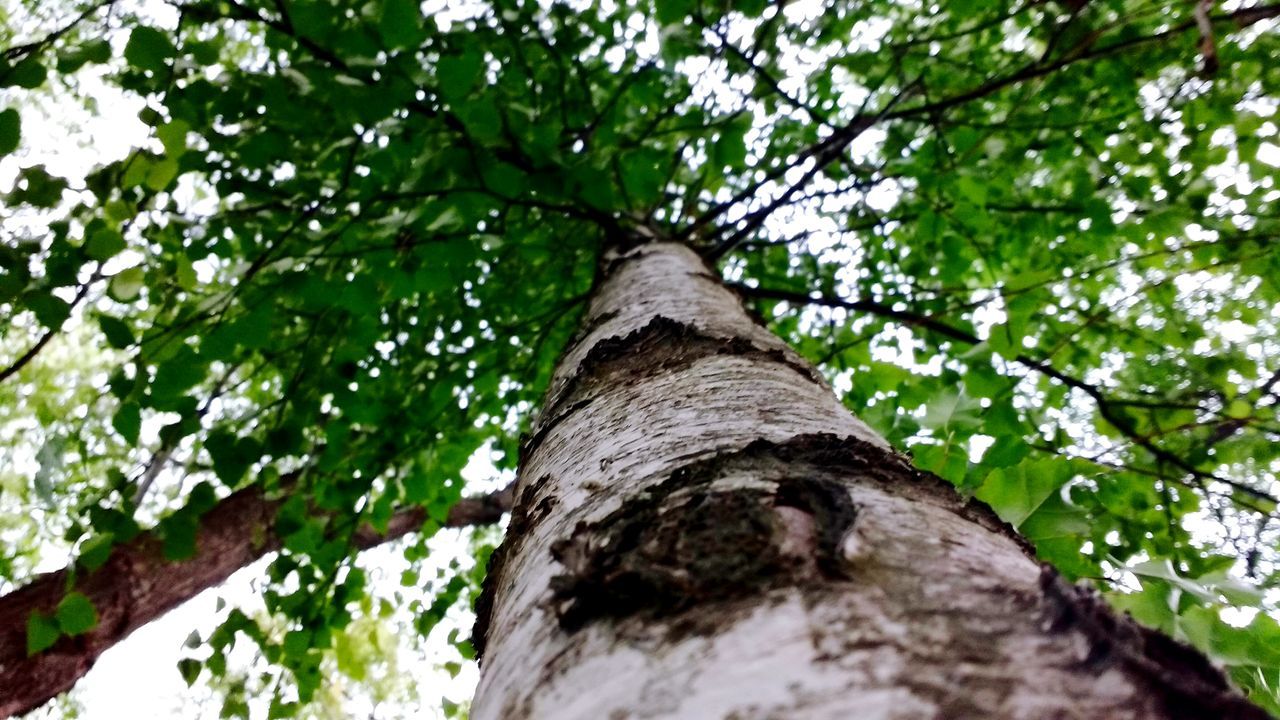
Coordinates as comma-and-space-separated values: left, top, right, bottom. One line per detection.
1, 0, 1279, 716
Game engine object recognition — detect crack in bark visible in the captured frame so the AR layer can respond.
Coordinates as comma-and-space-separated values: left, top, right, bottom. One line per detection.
1039, 567, 1272, 720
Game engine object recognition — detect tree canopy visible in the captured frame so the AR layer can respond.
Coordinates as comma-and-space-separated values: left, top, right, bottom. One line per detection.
1, 0, 1279, 716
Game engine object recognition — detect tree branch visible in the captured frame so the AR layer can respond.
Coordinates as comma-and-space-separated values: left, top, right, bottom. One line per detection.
0, 483, 511, 718
0, 281, 93, 385
735, 283, 1280, 507
0, 0, 117, 62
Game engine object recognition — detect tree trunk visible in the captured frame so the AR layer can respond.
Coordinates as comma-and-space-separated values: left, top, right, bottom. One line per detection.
471, 240, 1265, 720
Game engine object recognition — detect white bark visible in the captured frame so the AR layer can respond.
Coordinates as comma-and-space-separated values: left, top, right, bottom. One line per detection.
471, 242, 1263, 720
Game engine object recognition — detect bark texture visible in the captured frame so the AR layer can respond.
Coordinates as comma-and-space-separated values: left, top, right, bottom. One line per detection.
0, 484, 510, 718
471, 241, 1267, 720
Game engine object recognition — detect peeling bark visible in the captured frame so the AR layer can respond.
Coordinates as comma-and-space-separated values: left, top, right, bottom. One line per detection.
471, 241, 1267, 720
0, 485, 510, 718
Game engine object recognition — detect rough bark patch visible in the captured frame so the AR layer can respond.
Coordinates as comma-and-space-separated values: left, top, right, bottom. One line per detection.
474, 431, 1030, 659
1039, 567, 1272, 720
531, 316, 823, 451
547, 472, 857, 636
536, 430, 1018, 639
472, 475, 556, 661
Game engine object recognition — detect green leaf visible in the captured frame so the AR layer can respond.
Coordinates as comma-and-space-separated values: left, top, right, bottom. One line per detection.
205, 431, 258, 485
975, 458, 1072, 526
86, 227, 126, 261
26, 612, 60, 655
98, 315, 135, 349
151, 346, 206, 399
57, 39, 112, 73
955, 176, 987, 206
655, 0, 693, 26
108, 267, 145, 302
437, 49, 484, 101
379, 0, 425, 49
178, 658, 202, 686
921, 388, 981, 431
161, 514, 199, 560
175, 255, 198, 290
620, 150, 665, 206
1226, 399, 1251, 419
113, 402, 142, 444
33, 436, 64, 506
987, 321, 1020, 360
712, 121, 749, 168
121, 156, 153, 189
27, 291, 72, 329
1108, 580, 1177, 635
55, 592, 98, 636
3, 58, 47, 89
282, 629, 311, 661
124, 27, 176, 73
9, 165, 68, 207
981, 436, 1029, 468
269, 699, 300, 719
188, 40, 220, 65
156, 120, 190, 158
145, 156, 180, 191
459, 95, 500, 141
0, 108, 19, 156
79, 533, 115, 571
912, 441, 968, 485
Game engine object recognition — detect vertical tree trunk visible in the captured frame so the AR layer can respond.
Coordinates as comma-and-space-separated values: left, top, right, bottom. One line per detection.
471, 240, 1264, 719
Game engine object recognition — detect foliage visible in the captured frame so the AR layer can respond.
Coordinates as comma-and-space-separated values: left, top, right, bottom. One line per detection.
1, 0, 1279, 715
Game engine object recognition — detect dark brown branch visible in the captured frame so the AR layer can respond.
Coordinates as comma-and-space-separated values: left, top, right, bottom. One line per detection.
0, 483, 511, 717
0, 329, 56, 385
0, 0, 117, 61
0, 282, 92, 385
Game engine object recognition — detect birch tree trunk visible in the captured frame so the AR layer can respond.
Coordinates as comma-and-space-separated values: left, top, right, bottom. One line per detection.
470, 240, 1265, 720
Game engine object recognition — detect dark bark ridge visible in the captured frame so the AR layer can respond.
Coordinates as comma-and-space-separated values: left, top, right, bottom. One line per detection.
472, 470, 557, 661
529, 314, 823, 455
547, 463, 857, 634
540, 431, 1019, 636
473, 430, 1030, 660
1039, 568, 1271, 720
